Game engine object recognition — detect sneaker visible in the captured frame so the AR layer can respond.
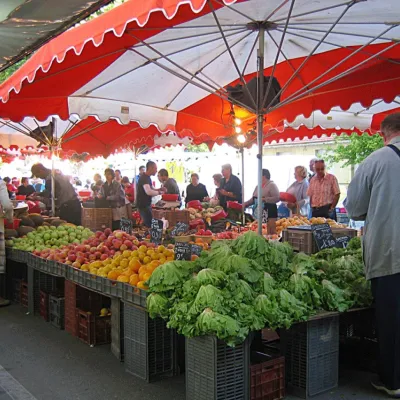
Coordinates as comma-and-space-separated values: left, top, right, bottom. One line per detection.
372, 381, 400, 398
0, 297, 10, 307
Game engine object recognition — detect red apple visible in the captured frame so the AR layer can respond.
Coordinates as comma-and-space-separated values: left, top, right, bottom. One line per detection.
124, 240, 133, 249
120, 244, 128, 251
100, 254, 109, 261
72, 261, 81, 269
94, 251, 102, 259
68, 254, 77, 262
104, 228, 112, 236
109, 250, 116, 256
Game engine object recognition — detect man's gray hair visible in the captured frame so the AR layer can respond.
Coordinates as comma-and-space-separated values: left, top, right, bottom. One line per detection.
222, 164, 232, 171
381, 112, 400, 138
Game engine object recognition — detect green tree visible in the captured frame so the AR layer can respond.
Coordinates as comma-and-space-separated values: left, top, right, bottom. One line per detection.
185, 143, 210, 153
326, 132, 384, 167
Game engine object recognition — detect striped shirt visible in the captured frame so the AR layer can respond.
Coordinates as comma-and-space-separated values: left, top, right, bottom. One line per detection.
307, 173, 340, 208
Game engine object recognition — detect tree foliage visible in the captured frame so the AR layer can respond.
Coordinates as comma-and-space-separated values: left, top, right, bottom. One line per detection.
326, 133, 384, 167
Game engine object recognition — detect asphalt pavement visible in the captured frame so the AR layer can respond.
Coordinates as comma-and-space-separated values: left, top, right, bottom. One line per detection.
0, 305, 388, 400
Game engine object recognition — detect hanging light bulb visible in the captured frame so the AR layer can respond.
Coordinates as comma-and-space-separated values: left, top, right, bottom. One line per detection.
235, 126, 242, 134
234, 118, 242, 125
237, 134, 246, 144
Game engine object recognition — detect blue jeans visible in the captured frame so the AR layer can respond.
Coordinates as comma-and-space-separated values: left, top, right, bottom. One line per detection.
139, 206, 152, 228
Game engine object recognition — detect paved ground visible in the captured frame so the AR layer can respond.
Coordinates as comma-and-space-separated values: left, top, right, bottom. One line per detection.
0, 305, 387, 400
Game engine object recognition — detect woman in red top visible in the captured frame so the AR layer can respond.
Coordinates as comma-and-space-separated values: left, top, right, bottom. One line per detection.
121, 176, 134, 203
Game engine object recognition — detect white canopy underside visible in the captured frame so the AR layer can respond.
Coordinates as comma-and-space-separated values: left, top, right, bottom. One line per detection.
64, 0, 400, 129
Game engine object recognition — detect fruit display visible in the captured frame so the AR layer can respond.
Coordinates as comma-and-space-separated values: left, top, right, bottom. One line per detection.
187, 205, 224, 221
276, 216, 346, 235
147, 232, 371, 345
7, 224, 94, 252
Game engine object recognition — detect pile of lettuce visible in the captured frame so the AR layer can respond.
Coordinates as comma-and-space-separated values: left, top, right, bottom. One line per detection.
147, 232, 370, 345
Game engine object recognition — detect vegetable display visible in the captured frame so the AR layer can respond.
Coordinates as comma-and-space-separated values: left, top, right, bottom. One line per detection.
147, 232, 371, 345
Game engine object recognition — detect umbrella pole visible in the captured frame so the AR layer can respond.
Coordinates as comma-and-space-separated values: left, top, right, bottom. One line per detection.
133, 148, 137, 205
51, 118, 56, 216
256, 28, 265, 236
241, 147, 245, 225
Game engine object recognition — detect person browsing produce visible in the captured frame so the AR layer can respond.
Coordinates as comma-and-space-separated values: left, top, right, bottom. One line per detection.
31, 163, 82, 225
244, 169, 279, 235
307, 160, 340, 220
185, 173, 208, 205
157, 169, 180, 201
219, 164, 242, 209
17, 177, 35, 197
345, 112, 400, 398
137, 161, 165, 228
286, 166, 310, 216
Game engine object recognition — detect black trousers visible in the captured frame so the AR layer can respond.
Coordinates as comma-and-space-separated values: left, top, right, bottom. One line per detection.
311, 204, 337, 221
371, 273, 400, 389
59, 199, 82, 226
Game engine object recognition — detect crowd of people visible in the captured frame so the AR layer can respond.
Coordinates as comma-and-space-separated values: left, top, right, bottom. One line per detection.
1, 155, 343, 232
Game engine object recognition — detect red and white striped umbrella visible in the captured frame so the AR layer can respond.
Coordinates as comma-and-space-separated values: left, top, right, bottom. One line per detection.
0, 0, 399, 142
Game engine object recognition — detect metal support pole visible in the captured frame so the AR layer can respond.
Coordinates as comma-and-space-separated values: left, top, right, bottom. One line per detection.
241, 147, 245, 225
257, 28, 265, 236
51, 118, 57, 217
133, 149, 137, 205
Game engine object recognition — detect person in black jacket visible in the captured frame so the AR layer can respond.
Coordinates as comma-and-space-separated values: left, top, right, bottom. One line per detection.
16, 177, 35, 197
185, 173, 208, 205
219, 164, 242, 210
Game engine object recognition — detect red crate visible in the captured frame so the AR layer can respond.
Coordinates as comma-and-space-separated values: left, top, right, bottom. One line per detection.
39, 290, 49, 322
20, 281, 28, 308
250, 355, 285, 400
76, 309, 111, 347
64, 280, 77, 336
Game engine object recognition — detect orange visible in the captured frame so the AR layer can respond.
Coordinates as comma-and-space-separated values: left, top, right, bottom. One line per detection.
117, 275, 129, 283
107, 270, 120, 280
131, 250, 139, 258
120, 259, 129, 269
137, 281, 148, 290
129, 258, 141, 273
143, 272, 152, 282
139, 245, 147, 253
191, 255, 199, 261
129, 274, 140, 286
122, 250, 132, 258
143, 256, 151, 265
138, 253, 145, 261
122, 269, 133, 277
166, 256, 174, 262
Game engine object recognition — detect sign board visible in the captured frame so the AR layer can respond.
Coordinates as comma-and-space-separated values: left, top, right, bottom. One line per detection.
171, 222, 189, 237
191, 245, 203, 257
336, 235, 351, 249
311, 223, 337, 251
150, 218, 163, 245
174, 242, 192, 261
120, 217, 133, 234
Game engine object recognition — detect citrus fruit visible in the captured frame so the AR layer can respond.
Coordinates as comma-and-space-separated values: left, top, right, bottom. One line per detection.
137, 281, 148, 290
129, 274, 140, 286
117, 275, 129, 283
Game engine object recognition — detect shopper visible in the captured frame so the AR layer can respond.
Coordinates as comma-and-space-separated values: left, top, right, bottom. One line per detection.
0, 179, 13, 306
115, 169, 122, 183
286, 166, 310, 216
121, 176, 134, 203
17, 177, 35, 197
91, 173, 103, 195
158, 169, 181, 201
345, 112, 400, 397
137, 161, 165, 227
185, 173, 208, 205
244, 169, 280, 235
31, 163, 82, 225
309, 158, 317, 181
204, 173, 222, 206
306, 160, 340, 220
219, 164, 242, 209
3, 177, 17, 199
100, 169, 127, 231
134, 165, 145, 184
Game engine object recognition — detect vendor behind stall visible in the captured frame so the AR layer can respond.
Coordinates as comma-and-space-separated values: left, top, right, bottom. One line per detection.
17, 177, 35, 197
137, 161, 165, 228
219, 164, 242, 210
158, 169, 181, 202
31, 163, 82, 225
185, 173, 208, 205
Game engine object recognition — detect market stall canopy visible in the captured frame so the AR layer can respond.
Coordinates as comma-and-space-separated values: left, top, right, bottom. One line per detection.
0, 0, 115, 72
1, 0, 400, 143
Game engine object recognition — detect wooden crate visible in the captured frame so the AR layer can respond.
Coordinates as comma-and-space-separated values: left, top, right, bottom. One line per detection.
81, 208, 112, 231
152, 209, 190, 227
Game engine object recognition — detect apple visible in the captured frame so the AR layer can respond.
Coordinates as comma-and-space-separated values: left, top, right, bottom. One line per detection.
65, 260, 73, 265
89, 254, 97, 261
72, 261, 81, 269
112, 239, 122, 250
124, 240, 133, 249
205, 230, 213, 236
109, 250, 116, 256
104, 228, 112, 236
90, 247, 97, 254
115, 231, 124, 239
94, 251, 102, 259
100, 254, 109, 261
76, 256, 85, 265
68, 253, 77, 262
120, 244, 128, 252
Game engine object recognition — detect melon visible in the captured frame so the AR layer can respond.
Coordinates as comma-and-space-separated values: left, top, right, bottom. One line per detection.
29, 214, 44, 227
5, 229, 18, 239
51, 219, 67, 227
17, 226, 35, 237
19, 216, 35, 228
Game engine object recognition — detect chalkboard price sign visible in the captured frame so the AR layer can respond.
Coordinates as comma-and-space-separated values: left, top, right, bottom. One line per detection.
336, 235, 351, 249
120, 217, 133, 234
150, 219, 163, 245
191, 244, 203, 257
174, 242, 192, 261
311, 223, 337, 251
171, 222, 189, 237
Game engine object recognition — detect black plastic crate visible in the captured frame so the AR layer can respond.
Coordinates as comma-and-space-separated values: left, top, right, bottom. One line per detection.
11, 278, 22, 304
32, 270, 60, 315
339, 308, 376, 341
122, 284, 148, 308
111, 297, 124, 361
49, 294, 65, 329
281, 316, 339, 398
103, 279, 123, 298
124, 302, 175, 382
41, 260, 66, 277
186, 335, 251, 400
